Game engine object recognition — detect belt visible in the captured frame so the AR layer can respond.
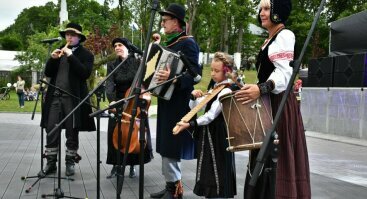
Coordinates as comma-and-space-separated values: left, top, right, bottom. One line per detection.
53, 90, 63, 97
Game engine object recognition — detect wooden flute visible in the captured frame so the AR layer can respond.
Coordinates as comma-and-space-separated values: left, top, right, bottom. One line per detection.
58, 41, 70, 57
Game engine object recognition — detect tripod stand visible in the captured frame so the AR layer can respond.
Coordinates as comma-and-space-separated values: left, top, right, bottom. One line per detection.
246, 0, 327, 198
39, 82, 98, 199
21, 40, 71, 193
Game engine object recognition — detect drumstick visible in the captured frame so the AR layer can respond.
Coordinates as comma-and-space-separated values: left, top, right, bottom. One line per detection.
58, 41, 70, 57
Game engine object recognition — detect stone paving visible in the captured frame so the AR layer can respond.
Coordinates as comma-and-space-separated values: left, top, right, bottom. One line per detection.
0, 113, 367, 199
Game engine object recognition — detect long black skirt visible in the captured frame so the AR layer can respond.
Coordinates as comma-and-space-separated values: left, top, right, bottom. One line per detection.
193, 115, 237, 198
244, 92, 311, 199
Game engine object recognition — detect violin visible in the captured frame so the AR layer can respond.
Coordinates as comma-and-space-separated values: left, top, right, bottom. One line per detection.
112, 87, 151, 154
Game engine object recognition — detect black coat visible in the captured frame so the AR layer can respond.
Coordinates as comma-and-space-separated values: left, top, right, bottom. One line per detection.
156, 32, 201, 160
40, 45, 96, 131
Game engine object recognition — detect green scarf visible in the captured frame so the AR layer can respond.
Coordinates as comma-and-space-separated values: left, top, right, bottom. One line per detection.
163, 32, 181, 46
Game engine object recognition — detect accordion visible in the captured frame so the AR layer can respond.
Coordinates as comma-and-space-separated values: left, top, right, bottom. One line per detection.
143, 43, 184, 100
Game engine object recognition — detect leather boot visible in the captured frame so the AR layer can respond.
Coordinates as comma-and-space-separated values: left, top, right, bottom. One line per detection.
65, 149, 78, 176
106, 165, 118, 179
65, 155, 75, 176
38, 154, 57, 177
162, 181, 183, 199
38, 147, 58, 177
129, 165, 136, 178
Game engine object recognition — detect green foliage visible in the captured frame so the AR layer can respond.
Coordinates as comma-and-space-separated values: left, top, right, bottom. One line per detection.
0, 0, 364, 82
15, 26, 62, 73
0, 34, 23, 50
1, 2, 59, 47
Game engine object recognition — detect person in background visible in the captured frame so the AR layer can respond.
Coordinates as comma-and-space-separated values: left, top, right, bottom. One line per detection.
105, 37, 153, 179
150, 3, 201, 199
16, 75, 25, 108
175, 52, 237, 199
235, 0, 311, 198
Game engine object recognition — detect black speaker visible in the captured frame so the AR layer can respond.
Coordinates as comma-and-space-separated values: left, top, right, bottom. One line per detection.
308, 56, 334, 87
333, 53, 367, 87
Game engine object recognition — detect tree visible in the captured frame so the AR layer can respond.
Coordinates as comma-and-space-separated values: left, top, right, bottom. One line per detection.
0, 2, 59, 48
0, 34, 23, 50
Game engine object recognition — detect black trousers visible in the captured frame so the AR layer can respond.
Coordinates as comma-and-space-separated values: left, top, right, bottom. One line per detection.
45, 96, 79, 150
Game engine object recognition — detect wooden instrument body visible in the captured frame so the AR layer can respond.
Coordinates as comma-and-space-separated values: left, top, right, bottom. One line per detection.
112, 87, 151, 154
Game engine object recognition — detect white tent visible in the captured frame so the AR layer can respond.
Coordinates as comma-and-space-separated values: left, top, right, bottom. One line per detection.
0, 50, 21, 71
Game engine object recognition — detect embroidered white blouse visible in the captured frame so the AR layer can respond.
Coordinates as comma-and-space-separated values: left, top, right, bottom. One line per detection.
189, 80, 232, 126
263, 29, 295, 94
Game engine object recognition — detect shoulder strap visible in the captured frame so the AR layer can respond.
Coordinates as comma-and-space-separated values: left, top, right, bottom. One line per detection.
166, 35, 194, 47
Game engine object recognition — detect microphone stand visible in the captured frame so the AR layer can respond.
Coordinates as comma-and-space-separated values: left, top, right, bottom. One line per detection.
246, 0, 327, 198
40, 80, 101, 199
22, 41, 66, 193
39, 80, 98, 110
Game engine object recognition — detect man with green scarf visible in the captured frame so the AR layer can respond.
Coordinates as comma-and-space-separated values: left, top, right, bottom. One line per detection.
150, 3, 201, 199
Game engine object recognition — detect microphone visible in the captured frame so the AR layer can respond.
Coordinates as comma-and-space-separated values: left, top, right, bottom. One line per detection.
40, 37, 62, 43
126, 40, 143, 55
178, 51, 202, 83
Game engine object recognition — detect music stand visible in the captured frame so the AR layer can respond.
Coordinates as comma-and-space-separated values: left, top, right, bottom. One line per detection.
245, 0, 327, 198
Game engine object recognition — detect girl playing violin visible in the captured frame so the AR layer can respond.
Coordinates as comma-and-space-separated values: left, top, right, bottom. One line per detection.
176, 52, 237, 198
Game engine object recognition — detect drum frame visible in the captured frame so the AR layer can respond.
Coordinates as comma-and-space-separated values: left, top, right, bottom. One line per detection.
220, 94, 273, 152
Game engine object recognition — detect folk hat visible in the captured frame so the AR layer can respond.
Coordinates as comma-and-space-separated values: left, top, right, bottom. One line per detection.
111, 37, 131, 50
258, 0, 292, 24
159, 3, 186, 25
59, 22, 86, 42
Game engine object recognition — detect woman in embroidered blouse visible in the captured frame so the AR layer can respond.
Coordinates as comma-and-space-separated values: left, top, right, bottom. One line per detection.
176, 52, 237, 198
235, 0, 311, 198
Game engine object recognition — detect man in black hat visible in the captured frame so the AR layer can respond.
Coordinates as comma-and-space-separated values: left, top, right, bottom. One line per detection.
150, 3, 201, 199
39, 22, 96, 177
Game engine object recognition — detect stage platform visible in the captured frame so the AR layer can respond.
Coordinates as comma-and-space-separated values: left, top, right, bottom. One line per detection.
0, 113, 367, 199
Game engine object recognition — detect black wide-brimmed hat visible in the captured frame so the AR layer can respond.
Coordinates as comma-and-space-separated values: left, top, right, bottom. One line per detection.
111, 37, 131, 50
258, 0, 292, 24
159, 3, 186, 25
59, 22, 87, 42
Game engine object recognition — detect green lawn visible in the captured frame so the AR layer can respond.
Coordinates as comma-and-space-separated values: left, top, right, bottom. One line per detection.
0, 67, 257, 113
0, 91, 42, 112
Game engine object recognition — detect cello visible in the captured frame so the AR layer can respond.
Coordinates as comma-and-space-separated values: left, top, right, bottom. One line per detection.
112, 87, 151, 154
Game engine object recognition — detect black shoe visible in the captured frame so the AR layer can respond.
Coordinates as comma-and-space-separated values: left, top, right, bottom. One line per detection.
65, 164, 75, 176
106, 165, 118, 179
150, 189, 166, 198
37, 163, 57, 177
129, 166, 136, 178
162, 191, 175, 199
